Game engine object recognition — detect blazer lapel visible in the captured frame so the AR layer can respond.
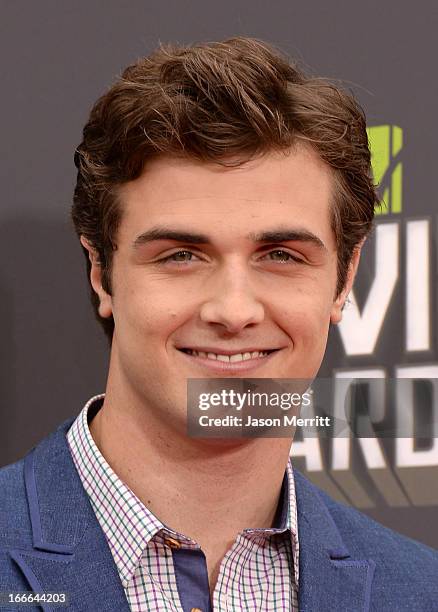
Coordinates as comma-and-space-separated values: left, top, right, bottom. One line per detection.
9, 420, 130, 612
294, 470, 375, 612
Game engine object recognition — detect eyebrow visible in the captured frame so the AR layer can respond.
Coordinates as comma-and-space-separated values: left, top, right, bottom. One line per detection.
249, 230, 327, 251
132, 226, 327, 251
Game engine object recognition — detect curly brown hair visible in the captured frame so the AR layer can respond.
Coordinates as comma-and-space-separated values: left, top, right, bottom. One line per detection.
72, 36, 378, 342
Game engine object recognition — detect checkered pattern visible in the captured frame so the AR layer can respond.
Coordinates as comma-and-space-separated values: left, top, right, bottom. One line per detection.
67, 395, 299, 611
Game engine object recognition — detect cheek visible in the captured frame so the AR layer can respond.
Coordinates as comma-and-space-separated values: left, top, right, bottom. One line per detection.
288, 310, 330, 341
112, 276, 195, 341
277, 291, 333, 343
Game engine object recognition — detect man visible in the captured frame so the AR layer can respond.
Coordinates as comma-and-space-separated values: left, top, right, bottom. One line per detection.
1, 37, 437, 612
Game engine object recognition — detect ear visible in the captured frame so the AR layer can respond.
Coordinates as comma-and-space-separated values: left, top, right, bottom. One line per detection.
330, 241, 364, 325
80, 236, 113, 319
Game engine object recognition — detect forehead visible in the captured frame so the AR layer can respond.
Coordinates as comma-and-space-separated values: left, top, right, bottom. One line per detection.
117, 146, 336, 250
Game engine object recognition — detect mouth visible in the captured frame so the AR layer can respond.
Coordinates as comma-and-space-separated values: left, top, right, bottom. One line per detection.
177, 347, 281, 372
179, 348, 277, 361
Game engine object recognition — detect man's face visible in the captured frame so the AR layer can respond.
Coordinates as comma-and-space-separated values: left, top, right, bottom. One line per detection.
86, 146, 359, 430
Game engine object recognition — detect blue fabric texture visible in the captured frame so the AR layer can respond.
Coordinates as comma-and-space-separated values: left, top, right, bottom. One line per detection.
172, 547, 213, 612
0, 418, 437, 612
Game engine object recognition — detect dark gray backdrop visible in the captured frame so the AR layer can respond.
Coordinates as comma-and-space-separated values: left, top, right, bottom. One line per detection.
1, 1, 437, 547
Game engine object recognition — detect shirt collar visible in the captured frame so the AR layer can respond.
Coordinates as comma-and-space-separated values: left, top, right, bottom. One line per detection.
240, 457, 300, 587
67, 394, 299, 587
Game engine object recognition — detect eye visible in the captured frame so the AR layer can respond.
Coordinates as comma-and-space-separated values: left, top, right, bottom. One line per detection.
159, 250, 200, 263
263, 249, 303, 263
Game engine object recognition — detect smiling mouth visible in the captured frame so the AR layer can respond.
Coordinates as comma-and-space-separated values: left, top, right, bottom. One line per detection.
178, 348, 279, 363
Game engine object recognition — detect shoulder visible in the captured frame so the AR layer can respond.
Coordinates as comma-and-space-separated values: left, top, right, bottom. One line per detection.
0, 419, 75, 541
324, 487, 437, 561
0, 455, 32, 588
294, 469, 438, 567
0, 456, 30, 537
0, 420, 76, 585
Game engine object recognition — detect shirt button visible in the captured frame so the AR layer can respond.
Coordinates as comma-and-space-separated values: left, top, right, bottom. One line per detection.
164, 536, 181, 549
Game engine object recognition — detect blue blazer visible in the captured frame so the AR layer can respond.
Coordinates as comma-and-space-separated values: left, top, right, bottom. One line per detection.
1, 418, 437, 611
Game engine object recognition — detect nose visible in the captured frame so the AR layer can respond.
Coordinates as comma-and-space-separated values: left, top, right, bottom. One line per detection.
199, 263, 265, 333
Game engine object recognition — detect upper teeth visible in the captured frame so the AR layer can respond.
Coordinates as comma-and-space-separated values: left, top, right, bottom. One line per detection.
184, 349, 270, 362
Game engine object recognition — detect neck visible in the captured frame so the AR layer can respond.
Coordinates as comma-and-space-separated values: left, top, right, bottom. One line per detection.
89, 381, 293, 550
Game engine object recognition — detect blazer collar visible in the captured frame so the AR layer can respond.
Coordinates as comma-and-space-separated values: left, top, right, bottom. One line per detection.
294, 470, 375, 612
10, 419, 130, 612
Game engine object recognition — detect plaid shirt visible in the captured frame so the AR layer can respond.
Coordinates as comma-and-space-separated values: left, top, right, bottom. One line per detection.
67, 395, 300, 611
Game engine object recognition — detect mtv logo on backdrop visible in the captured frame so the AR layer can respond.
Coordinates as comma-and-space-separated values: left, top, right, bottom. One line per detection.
368, 125, 403, 215
295, 125, 438, 509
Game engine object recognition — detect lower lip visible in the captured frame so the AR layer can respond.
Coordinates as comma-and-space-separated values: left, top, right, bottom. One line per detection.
177, 350, 279, 373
